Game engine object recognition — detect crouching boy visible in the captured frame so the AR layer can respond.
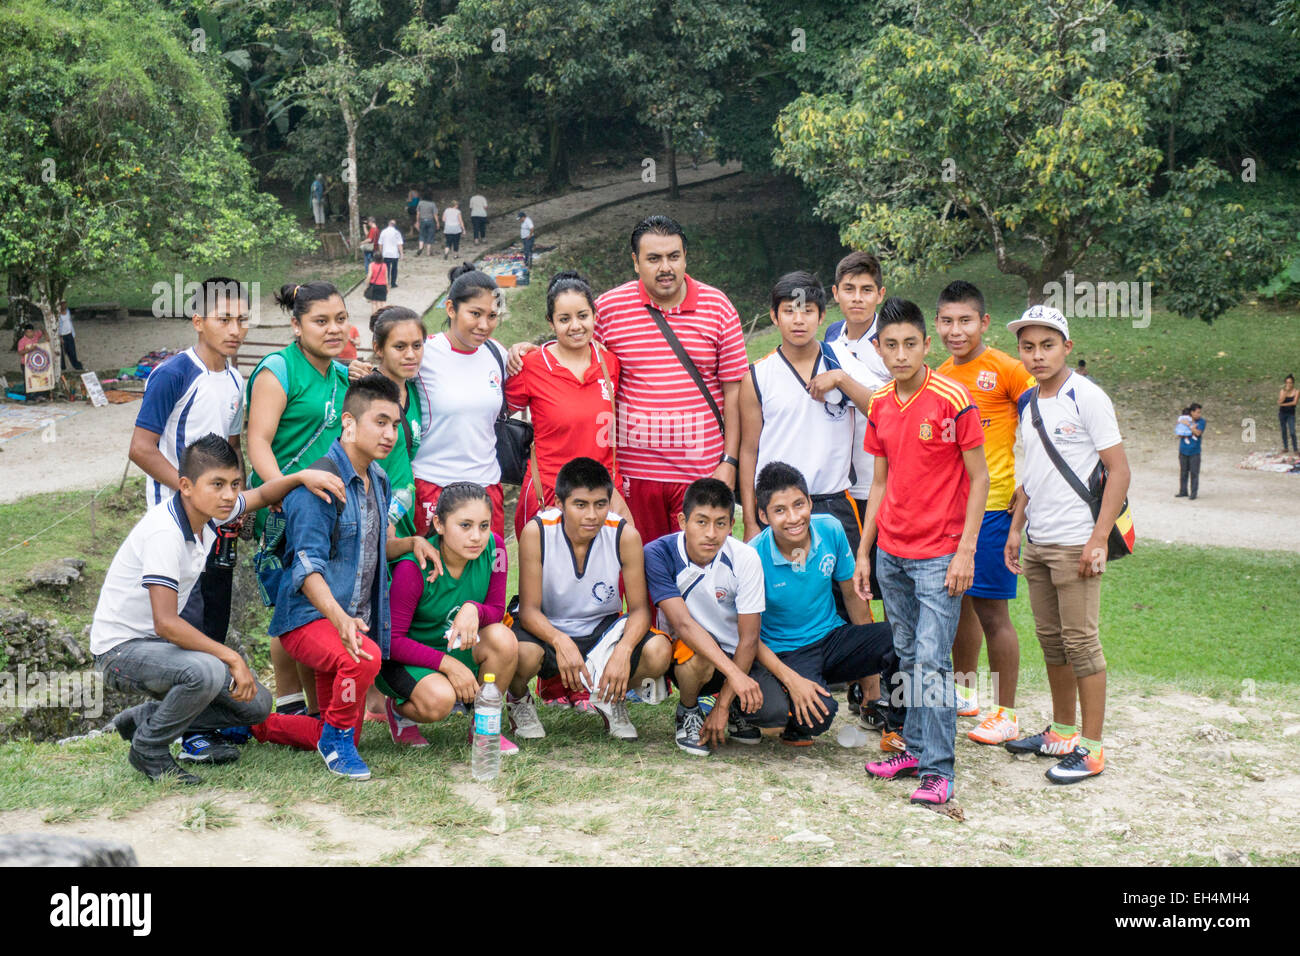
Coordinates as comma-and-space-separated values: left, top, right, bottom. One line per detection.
510, 458, 672, 741
749, 462, 902, 746
250, 374, 437, 780
93, 434, 345, 784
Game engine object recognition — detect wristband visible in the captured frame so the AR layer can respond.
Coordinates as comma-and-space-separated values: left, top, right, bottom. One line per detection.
719, 454, 739, 468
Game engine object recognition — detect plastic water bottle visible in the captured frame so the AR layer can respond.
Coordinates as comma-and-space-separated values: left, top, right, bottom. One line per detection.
471, 673, 502, 781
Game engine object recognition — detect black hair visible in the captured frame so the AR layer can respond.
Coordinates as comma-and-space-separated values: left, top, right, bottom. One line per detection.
1188, 402, 1203, 412
20, 322, 34, 332
546, 271, 596, 322
446, 262, 498, 311
555, 457, 613, 503
937, 280, 985, 317
754, 462, 809, 514
1078, 359, 1087, 367
191, 276, 249, 317
369, 306, 425, 350
342, 372, 401, 419
1287, 373, 1296, 382
876, 296, 927, 337
683, 478, 734, 518
180, 433, 240, 482
274, 280, 341, 323
834, 251, 883, 288
1181, 405, 1192, 416
770, 271, 826, 315
435, 481, 491, 523
630, 214, 687, 255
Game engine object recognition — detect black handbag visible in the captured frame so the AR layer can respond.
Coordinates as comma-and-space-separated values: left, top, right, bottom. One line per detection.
488, 342, 533, 485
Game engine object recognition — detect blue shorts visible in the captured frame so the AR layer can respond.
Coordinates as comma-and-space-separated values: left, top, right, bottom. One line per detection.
968, 509, 1017, 600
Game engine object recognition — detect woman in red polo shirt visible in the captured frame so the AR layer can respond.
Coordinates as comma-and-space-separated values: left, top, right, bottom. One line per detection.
506, 271, 633, 539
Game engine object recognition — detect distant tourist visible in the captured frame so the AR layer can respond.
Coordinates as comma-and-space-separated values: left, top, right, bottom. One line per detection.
1280, 374, 1298, 453
57, 299, 84, 371
311, 174, 326, 226
1176, 402, 1204, 500
362, 216, 379, 269
416, 193, 440, 257
379, 219, 404, 288
442, 200, 464, 258
470, 192, 488, 244
518, 211, 535, 268
1076, 358, 1089, 378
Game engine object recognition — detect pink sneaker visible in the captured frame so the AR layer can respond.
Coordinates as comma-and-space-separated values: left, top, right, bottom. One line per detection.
865, 750, 919, 779
384, 697, 429, 747
909, 775, 952, 805
500, 735, 519, 757
570, 688, 597, 713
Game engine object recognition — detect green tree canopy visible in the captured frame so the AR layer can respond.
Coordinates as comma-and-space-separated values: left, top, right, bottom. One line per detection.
0, 0, 304, 367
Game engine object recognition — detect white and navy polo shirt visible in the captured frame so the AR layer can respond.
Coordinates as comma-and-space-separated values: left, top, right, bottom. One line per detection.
90, 492, 246, 656
135, 348, 244, 508
643, 532, 765, 655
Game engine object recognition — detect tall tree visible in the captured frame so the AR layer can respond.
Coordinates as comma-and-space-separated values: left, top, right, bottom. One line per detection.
0, 0, 304, 374
774, 0, 1275, 319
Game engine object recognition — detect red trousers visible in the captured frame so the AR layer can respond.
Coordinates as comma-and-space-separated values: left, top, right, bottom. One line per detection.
623, 476, 690, 544
414, 479, 504, 540
251, 617, 381, 751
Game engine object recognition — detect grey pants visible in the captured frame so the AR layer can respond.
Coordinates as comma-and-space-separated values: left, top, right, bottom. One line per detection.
1178, 453, 1200, 498
96, 639, 271, 757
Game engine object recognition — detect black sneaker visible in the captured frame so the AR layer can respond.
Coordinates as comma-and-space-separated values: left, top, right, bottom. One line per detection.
675, 704, 709, 756
177, 732, 240, 764
857, 697, 888, 730
128, 746, 202, 785
727, 701, 762, 745
847, 682, 864, 715
780, 722, 813, 747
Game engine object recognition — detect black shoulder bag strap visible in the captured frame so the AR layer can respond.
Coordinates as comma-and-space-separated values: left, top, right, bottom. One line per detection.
645, 304, 724, 434
487, 340, 509, 421
1028, 388, 1100, 518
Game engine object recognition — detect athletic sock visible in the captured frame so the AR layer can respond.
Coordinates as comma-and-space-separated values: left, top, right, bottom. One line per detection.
1080, 736, 1102, 754
1051, 721, 1077, 738
275, 692, 305, 708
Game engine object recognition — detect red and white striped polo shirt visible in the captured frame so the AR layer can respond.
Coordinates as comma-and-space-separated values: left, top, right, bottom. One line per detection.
594, 275, 747, 483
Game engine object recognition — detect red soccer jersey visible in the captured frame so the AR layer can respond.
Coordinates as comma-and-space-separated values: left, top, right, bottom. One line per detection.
594, 275, 748, 482
862, 368, 985, 559
505, 341, 621, 501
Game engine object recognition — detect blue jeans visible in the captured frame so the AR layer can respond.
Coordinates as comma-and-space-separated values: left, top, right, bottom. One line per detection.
522, 235, 534, 266
876, 548, 962, 784
96, 639, 272, 758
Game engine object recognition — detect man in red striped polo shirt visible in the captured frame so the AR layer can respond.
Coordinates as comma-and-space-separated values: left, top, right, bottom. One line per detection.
509, 215, 746, 541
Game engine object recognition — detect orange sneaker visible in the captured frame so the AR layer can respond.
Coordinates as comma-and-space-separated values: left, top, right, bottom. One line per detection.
968, 707, 1019, 745
880, 730, 907, 752
1046, 745, 1104, 783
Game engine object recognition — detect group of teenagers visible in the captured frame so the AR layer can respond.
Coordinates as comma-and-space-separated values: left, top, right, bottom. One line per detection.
91, 215, 1131, 807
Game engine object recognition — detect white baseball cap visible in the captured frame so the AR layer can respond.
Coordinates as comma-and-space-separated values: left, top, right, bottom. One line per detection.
1007, 304, 1069, 339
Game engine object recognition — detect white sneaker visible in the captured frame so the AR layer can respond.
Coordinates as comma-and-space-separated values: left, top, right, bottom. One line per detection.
593, 697, 638, 740
508, 693, 546, 739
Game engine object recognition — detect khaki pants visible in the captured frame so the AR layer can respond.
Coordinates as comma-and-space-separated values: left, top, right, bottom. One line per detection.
1022, 542, 1106, 678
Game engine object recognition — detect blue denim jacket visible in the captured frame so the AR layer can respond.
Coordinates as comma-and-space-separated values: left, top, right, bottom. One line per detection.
268, 440, 392, 656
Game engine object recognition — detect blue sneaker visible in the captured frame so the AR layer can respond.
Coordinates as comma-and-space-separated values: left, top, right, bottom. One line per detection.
177, 732, 240, 764
218, 726, 252, 745
317, 723, 370, 780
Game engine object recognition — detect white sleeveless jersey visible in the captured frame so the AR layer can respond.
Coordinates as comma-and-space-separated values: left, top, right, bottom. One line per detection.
751, 349, 854, 495
535, 508, 626, 636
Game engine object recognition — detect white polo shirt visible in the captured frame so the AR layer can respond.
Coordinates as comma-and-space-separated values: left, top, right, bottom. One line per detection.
643, 532, 764, 655
520, 216, 534, 239
90, 493, 246, 656
824, 317, 890, 498
135, 348, 244, 508
1019, 372, 1123, 547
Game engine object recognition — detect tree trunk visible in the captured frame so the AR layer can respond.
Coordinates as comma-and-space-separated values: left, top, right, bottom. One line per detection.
459, 132, 477, 196
546, 112, 569, 191
340, 97, 361, 249
1167, 120, 1175, 176
665, 128, 679, 200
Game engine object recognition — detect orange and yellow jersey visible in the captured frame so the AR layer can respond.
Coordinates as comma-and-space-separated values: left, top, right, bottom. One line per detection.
938, 347, 1034, 511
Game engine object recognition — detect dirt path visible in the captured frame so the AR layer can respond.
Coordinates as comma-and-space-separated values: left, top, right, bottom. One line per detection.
0, 161, 741, 503
1, 677, 1294, 865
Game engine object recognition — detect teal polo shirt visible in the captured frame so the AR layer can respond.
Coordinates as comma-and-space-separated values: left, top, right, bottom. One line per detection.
753, 513, 855, 653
